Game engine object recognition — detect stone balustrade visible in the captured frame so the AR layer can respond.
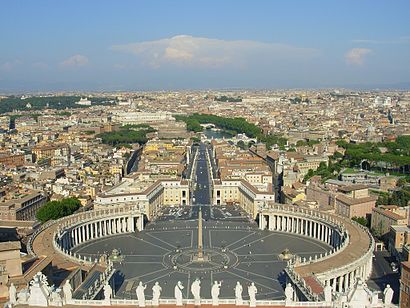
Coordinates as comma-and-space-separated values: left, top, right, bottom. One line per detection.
28, 205, 145, 266
259, 204, 374, 299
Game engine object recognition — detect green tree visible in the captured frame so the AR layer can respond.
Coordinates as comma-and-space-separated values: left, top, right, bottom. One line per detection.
36, 198, 81, 223
352, 216, 369, 228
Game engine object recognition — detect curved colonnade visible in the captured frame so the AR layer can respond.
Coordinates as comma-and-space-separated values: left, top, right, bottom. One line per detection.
259, 204, 374, 300
28, 205, 145, 266
28, 203, 374, 303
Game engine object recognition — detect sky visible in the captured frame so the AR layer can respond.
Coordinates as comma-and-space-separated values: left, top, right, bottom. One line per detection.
0, 0, 410, 91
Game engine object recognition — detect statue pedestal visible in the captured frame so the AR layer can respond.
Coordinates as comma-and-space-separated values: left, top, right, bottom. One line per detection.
192, 254, 209, 262
28, 286, 49, 307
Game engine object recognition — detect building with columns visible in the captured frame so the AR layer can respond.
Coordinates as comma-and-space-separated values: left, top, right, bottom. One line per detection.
95, 178, 190, 220
258, 204, 374, 301
212, 179, 275, 218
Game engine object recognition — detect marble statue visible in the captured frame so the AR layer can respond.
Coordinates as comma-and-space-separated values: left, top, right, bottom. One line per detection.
191, 278, 201, 305
383, 284, 393, 305
28, 272, 51, 307
16, 288, 29, 304
62, 280, 72, 304
152, 282, 162, 306
211, 281, 222, 306
136, 281, 147, 307
103, 283, 112, 304
285, 283, 294, 303
175, 281, 184, 306
247, 282, 257, 307
49, 289, 63, 307
323, 281, 332, 302
235, 282, 243, 306
8, 283, 17, 305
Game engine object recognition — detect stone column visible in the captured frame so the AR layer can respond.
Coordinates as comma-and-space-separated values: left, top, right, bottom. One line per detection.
332, 278, 337, 292
349, 271, 354, 289
309, 221, 313, 237
117, 218, 121, 233
76, 228, 80, 245
140, 215, 144, 230
338, 275, 344, 292
343, 273, 349, 291
123, 217, 127, 232
313, 222, 317, 239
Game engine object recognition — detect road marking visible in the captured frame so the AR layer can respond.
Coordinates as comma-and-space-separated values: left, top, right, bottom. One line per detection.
145, 232, 177, 249
127, 267, 169, 280
225, 231, 256, 249
227, 269, 279, 293
127, 234, 171, 252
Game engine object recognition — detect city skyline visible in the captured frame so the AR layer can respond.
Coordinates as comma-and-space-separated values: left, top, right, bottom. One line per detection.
1, 0, 410, 91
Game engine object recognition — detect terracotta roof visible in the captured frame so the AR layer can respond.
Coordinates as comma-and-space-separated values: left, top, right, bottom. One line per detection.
336, 194, 377, 206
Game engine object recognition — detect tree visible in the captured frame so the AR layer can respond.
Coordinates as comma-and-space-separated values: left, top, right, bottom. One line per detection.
36, 198, 81, 223
352, 216, 369, 228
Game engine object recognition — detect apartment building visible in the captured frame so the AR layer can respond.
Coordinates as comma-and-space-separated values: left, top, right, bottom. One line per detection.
212, 179, 275, 219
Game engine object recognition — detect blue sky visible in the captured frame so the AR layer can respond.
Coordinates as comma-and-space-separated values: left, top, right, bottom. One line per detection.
0, 0, 409, 91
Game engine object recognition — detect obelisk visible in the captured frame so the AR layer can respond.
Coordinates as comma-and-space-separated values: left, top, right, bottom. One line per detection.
197, 206, 204, 260
192, 206, 207, 262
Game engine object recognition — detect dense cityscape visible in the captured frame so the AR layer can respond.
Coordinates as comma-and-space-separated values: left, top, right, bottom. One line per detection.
1, 1, 410, 308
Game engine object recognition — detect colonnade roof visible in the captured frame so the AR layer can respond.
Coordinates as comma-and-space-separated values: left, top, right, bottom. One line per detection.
294, 214, 372, 277
31, 218, 92, 271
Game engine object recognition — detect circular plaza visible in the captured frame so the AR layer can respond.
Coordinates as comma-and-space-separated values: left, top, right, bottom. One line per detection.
70, 205, 331, 300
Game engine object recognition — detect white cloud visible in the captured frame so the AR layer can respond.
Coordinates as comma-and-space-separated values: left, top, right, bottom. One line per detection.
112, 35, 319, 69
1, 59, 22, 71
60, 54, 89, 67
345, 48, 372, 65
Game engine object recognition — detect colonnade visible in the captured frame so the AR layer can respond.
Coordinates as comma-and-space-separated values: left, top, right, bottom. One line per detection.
259, 205, 374, 298
57, 215, 143, 251
259, 213, 343, 249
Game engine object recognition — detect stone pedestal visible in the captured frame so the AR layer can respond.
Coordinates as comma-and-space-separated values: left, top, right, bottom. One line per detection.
28, 285, 49, 307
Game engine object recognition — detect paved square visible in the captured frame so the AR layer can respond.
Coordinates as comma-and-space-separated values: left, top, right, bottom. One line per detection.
73, 205, 331, 301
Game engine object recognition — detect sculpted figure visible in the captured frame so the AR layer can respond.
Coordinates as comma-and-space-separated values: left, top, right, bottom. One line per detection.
383, 284, 393, 305
62, 280, 72, 303
103, 283, 112, 301
9, 283, 17, 304
235, 282, 243, 306
152, 282, 162, 306
248, 282, 257, 307
211, 281, 221, 306
191, 278, 201, 305
285, 283, 294, 302
136, 281, 147, 307
323, 281, 332, 302
175, 281, 184, 306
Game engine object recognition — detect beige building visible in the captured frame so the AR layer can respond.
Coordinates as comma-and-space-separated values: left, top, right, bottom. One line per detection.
212, 179, 275, 219
95, 179, 190, 220
0, 190, 48, 221
306, 181, 377, 218
401, 261, 410, 308
389, 225, 410, 255
371, 205, 408, 237
0, 241, 22, 299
